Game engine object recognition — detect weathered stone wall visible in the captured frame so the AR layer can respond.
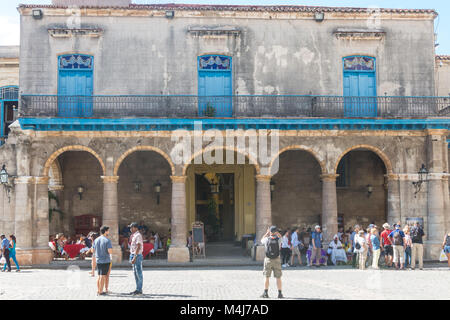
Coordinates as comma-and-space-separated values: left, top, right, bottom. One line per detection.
59, 151, 104, 236
272, 150, 322, 230
435, 57, 450, 96
19, 9, 435, 96
117, 151, 172, 236
336, 151, 387, 230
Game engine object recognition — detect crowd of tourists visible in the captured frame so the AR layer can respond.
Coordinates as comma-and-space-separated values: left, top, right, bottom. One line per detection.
273, 221, 450, 270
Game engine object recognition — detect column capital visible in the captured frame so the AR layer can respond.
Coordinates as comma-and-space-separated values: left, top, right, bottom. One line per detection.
255, 175, 272, 182
49, 184, 64, 191
170, 176, 187, 183
320, 174, 339, 182
101, 176, 119, 183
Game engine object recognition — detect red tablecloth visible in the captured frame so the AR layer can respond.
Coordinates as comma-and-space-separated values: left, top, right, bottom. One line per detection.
64, 244, 86, 259
143, 243, 154, 258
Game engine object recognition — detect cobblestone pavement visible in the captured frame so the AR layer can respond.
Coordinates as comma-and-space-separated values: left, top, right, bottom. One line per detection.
0, 264, 449, 300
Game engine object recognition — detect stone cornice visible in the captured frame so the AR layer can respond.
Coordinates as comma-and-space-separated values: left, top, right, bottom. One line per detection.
385, 173, 450, 181
35, 176, 50, 185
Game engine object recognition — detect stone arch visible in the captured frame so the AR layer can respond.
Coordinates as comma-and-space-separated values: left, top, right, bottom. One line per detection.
48, 159, 63, 189
268, 145, 326, 176
42, 145, 106, 177
182, 146, 261, 176
334, 144, 393, 175
114, 146, 175, 176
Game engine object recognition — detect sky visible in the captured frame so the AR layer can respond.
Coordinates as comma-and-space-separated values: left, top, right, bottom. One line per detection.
0, 0, 448, 54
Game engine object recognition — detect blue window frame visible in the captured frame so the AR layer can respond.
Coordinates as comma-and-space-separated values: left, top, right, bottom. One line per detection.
58, 54, 94, 117
198, 55, 232, 117
0, 86, 19, 145
343, 56, 377, 117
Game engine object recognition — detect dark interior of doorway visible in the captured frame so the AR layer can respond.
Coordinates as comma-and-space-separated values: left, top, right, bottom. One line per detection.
195, 173, 235, 242
2, 101, 17, 137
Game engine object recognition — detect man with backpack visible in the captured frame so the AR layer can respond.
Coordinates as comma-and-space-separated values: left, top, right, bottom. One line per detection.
410, 222, 425, 270
388, 224, 406, 270
261, 226, 284, 299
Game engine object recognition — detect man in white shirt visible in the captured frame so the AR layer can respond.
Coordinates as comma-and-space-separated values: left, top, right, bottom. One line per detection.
261, 226, 284, 299
290, 227, 303, 267
129, 222, 144, 295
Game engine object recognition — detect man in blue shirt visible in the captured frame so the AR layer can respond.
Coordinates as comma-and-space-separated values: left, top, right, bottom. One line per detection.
93, 226, 113, 295
388, 225, 406, 270
1, 235, 11, 272
310, 225, 323, 267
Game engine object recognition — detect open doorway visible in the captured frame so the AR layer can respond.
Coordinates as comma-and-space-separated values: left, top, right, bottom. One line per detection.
195, 173, 235, 242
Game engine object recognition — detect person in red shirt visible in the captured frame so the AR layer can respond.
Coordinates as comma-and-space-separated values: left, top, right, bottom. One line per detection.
380, 223, 393, 268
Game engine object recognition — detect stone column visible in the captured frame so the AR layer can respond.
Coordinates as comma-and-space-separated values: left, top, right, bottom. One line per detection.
425, 130, 448, 259
14, 176, 34, 265
386, 174, 401, 225
101, 176, 122, 263
255, 175, 272, 261
167, 176, 189, 263
33, 177, 53, 264
321, 174, 339, 244
426, 173, 447, 258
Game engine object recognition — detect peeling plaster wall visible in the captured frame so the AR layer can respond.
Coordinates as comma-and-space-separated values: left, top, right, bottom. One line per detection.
19, 12, 435, 96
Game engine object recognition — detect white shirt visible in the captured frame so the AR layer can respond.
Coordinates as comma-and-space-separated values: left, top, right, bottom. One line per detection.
291, 232, 300, 247
281, 235, 290, 248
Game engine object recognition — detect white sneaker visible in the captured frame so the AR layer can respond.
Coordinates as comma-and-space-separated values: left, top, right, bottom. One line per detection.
282, 264, 287, 268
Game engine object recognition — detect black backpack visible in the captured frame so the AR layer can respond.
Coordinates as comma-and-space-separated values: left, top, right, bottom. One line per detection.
265, 236, 280, 259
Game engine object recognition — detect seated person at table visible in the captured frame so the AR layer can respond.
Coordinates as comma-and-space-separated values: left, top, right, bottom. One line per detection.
78, 235, 92, 259
121, 226, 131, 238
138, 221, 149, 235
49, 236, 57, 256
55, 234, 69, 260
328, 235, 348, 265
153, 232, 162, 251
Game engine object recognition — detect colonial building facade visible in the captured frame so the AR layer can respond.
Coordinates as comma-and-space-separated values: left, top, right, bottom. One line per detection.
0, 0, 449, 264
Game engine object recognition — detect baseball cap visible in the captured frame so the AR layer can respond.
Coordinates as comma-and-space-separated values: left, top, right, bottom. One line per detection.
270, 226, 277, 233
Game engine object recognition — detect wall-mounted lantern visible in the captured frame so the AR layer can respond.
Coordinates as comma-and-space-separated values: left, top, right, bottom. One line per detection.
77, 186, 85, 200
412, 164, 429, 197
210, 182, 219, 195
0, 165, 12, 203
133, 180, 142, 193
366, 184, 373, 198
154, 181, 162, 205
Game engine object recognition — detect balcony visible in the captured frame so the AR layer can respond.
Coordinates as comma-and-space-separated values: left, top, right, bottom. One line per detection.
20, 95, 450, 119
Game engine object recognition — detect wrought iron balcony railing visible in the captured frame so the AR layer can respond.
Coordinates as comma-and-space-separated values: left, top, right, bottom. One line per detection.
20, 95, 450, 118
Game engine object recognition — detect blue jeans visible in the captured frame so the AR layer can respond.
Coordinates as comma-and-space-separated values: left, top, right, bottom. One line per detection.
130, 254, 143, 292
404, 246, 411, 267
2, 251, 20, 270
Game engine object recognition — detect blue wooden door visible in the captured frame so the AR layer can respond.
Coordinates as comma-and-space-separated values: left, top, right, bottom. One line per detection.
198, 55, 232, 117
343, 56, 377, 117
58, 55, 94, 117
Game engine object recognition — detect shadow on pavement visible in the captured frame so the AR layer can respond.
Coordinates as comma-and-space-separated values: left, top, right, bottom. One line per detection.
106, 292, 194, 299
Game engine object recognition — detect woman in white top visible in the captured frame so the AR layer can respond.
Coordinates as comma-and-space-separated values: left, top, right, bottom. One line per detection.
281, 231, 291, 268
356, 230, 368, 270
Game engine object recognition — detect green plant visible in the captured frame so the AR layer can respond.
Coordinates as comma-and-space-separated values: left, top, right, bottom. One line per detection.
48, 191, 64, 222
204, 102, 216, 117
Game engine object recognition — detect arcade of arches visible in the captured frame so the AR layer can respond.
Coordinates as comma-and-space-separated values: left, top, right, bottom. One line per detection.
3, 135, 449, 265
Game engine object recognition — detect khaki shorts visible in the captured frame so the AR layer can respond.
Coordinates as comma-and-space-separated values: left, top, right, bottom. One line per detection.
263, 257, 282, 278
